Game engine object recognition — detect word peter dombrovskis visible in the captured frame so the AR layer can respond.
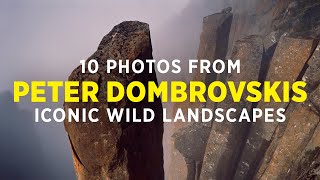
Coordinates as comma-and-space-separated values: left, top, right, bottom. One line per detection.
13, 59, 307, 123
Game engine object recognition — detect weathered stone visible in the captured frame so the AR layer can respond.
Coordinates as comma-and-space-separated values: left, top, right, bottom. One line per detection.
170, 11, 233, 180
258, 75, 320, 179
289, 123, 320, 179
195, 11, 233, 82
254, 41, 320, 180
226, 0, 319, 57
259, 102, 319, 179
64, 21, 164, 180
253, 103, 293, 179
173, 123, 211, 163
303, 43, 320, 92
200, 35, 264, 180
234, 36, 315, 180
263, 31, 283, 51
273, 0, 320, 38
286, 44, 320, 179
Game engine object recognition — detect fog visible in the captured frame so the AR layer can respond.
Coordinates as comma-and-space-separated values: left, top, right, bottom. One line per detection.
0, 92, 75, 179
0, 0, 190, 91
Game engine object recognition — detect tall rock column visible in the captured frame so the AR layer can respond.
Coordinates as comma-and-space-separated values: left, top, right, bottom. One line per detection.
200, 35, 264, 180
171, 11, 233, 180
196, 11, 233, 85
257, 42, 320, 179
64, 21, 164, 180
289, 44, 320, 179
234, 36, 316, 180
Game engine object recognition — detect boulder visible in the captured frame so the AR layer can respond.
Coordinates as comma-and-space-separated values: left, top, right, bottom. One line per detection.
64, 21, 164, 180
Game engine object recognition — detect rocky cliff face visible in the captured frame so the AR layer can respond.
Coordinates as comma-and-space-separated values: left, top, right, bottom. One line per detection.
172, 0, 320, 180
234, 36, 317, 180
201, 35, 264, 180
64, 21, 164, 180
169, 10, 233, 180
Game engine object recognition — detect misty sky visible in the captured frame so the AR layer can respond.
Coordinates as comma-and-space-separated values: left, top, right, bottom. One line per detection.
0, 0, 190, 92
0, 0, 227, 92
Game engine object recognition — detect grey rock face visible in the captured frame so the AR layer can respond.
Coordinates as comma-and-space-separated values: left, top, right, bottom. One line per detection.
200, 35, 264, 180
173, 123, 211, 162
234, 36, 315, 180
273, 0, 320, 38
171, 11, 233, 180
64, 21, 164, 180
196, 11, 233, 83
221, 7, 232, 14
196, 2, 320, 180
255, 42, 320, 180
